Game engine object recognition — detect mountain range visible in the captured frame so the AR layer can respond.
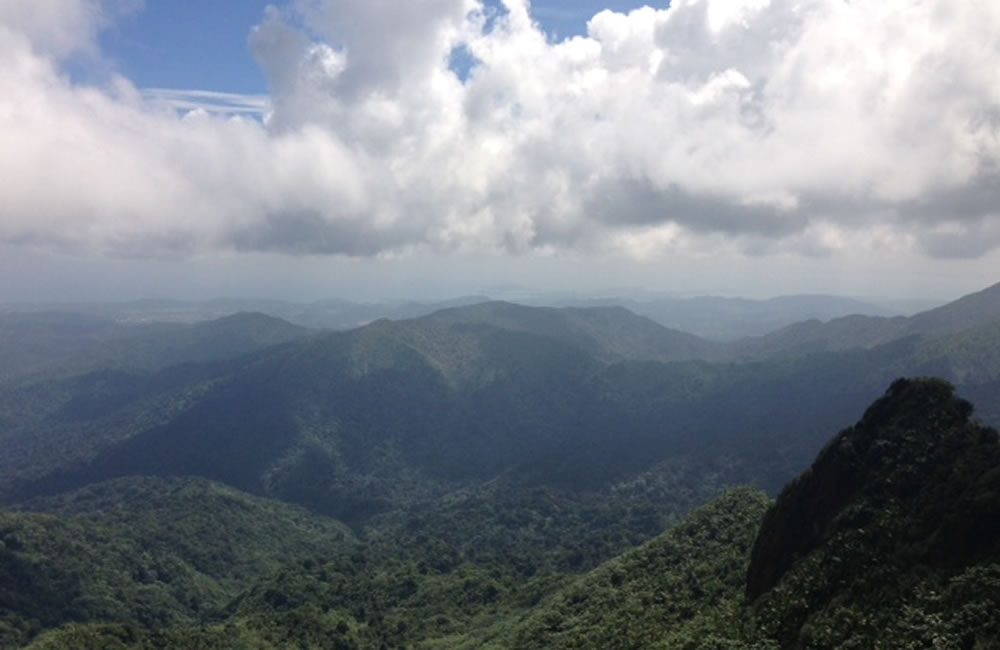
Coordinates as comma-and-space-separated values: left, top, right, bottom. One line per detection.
1, 282, 1000, 647
1, 288, 941, 342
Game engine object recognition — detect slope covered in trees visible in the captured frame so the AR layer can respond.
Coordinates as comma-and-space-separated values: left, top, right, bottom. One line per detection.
6, 300, 1000, 517
3, 380, 1000, 648
732, 279, 1000, 359
0, 476, 354, 648
0, 311, 309, 386
747, 378, 1000, 648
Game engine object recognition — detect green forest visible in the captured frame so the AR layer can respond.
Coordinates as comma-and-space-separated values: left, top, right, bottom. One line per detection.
2, 284, 1000, 648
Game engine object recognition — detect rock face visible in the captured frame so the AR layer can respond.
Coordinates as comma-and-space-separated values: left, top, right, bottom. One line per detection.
745, 377, 1000, 647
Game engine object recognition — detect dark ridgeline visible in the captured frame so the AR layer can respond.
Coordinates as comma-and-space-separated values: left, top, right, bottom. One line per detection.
746, 378, 1000, 648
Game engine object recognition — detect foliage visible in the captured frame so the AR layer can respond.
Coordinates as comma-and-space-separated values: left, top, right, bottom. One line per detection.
3, 296, 1000, 648
499, 488, 771, 650
0, 477, 353, 648
748, 378, 1000, 649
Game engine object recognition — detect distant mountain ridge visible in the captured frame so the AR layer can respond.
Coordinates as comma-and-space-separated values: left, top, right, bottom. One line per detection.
7, 283, 1000, 524
409, 281, 1000, 366
0, 311, 310, 385
418, 300, 724, 363
4, 281, 994, 374
731, 280, 1000, 359
0, 289, 939, 341
588, 293, 908, 340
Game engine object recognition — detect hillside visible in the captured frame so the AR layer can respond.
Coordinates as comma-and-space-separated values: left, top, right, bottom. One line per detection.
733, 280, 1000, 359
0, 476, 354, 648
908, 281, 1000, 333
747, 378, 1000, 648
3, 288, 1000, 647
3, 281, 998, 382
496, 488, 773, 650
418, 301, 724, 363
6, 300, 1000, 519
3, 380, 1000, 647
0, 311, 309, 385
2, 292, 913, 340
0, 313, 120, 384
615, 293, 903, 341
490, 378, 1000, 650
0, 296, 492, 331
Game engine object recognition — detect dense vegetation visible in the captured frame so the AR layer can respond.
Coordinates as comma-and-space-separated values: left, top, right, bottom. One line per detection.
2, 284, 1000, 647
497, 488, 773, 650
748, 378, 1000, 649
0, 477, 353, 648
13, 380, 999, 648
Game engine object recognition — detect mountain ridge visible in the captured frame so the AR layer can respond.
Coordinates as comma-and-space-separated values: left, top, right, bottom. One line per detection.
746, 377, 1000, 648
731, 280, 1000, 359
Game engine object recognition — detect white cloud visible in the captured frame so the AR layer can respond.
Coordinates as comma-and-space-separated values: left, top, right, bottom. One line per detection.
142, 89, 271, 117
1, 0, 1000, 263
0, 0, 140, 59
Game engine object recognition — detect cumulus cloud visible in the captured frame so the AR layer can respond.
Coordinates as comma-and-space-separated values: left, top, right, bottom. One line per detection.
0, 0, 140, 59
1, 0, 1000, 261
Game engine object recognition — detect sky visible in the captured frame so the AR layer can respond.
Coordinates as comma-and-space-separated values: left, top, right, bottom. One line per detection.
2, 0, 1000, 302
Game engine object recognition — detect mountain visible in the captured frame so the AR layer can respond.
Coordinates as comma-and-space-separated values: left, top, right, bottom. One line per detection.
731, 314, 906, 359
2, 291, 919, 341
5, 282, 994, 372
733, 280, 1000, 359
464, 379, 1000, 650
746, 378, 1000, 648
497, 488, 772, 650
492, 378, 1000, 650
5, 285, 1000, 646
610, 293, 904, 341
4, 379, 1000, 647
6, 296, 1000, 518
0, 311, 309, 385
418, 300, 725, 363
0, 320, 671, 516
82, 312, 311, 371
0, 296, 493, 330
0, 312, 120, 384
907, 280, 1000, 333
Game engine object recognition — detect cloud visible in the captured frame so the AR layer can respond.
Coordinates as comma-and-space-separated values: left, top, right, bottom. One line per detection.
142, 89, 271, 116
1, 0, 1000, 262
0, 0, 140, 59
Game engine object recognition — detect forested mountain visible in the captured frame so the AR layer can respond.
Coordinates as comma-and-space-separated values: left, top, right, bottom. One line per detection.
746, 378, 1000, 648
0, 311, 309, 385
5, 287, 1000, 516
907, 280, 1000, 332
0, 312, 120, 384
3, 280, 997, 386
2, 292, 917, 341
585, 293, 909, 341
5, 380, 998, 648
733, 280, 1000, 359
0, 296, 493, 332
418, 300, 725, 363
2, 285, 1000, 647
